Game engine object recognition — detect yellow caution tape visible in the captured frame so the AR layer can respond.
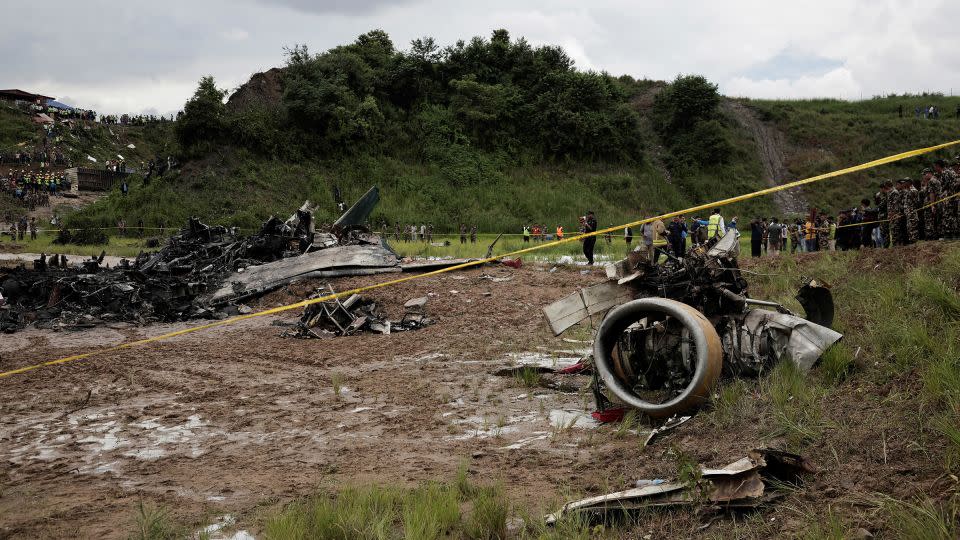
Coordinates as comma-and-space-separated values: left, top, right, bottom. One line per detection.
3, 138, 959, 379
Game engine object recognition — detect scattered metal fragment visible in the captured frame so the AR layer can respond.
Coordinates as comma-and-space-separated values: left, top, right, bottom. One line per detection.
642, 414, 692, 447
286, 287, 433, 338
546, 448, 814, 524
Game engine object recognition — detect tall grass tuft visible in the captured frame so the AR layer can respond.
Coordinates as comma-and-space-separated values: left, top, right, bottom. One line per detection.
129, 500, 186, 540
513, 367, 543, 389
909, 272, 960, 320
765, 360, 824, 449
403, 482, 460, 540
465, 483, 509, 540
818, 343, 855, 385
882, 496, 959, 540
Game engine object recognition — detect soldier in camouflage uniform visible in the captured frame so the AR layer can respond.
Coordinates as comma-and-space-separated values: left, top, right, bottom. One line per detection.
875, 180, 892, 247
938, 160, 957, 236
903, 178, 921, 244
938, 159, 959, 239
921, 168, 941, 240
887, 180, 904, 246
817, 212, 830, 251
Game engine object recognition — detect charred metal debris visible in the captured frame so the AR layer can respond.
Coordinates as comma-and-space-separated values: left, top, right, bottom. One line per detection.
284, 288, 433, 338
543, 233, 843, 419
0, 187, 456, 333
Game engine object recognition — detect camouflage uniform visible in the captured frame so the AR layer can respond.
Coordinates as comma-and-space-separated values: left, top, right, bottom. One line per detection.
876, 189, 889, 247
817, 217, 830, 251
923, 177, 942, 240
905, 185, 920, 244
940, 168, 958, 238
887, 187, 904, 246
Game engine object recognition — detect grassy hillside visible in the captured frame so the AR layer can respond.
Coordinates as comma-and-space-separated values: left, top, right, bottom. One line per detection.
0, 104, 174, 169
66, 132, 771, 235
40, 32, 960, 241
744, 95, 960, 212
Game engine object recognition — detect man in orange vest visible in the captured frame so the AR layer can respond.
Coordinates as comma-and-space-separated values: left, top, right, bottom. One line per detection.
556, 225, 564, 239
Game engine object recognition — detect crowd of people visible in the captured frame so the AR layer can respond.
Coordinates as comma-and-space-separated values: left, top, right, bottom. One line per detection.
3, 216, 40, 241
0, 170, 71, 209
0, 145, 69, 169
512, 158, 959, 267
749, 158, 960, 256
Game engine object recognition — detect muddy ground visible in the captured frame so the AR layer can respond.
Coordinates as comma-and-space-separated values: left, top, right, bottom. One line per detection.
0, 264, 605, 538
0, 255, 953, 539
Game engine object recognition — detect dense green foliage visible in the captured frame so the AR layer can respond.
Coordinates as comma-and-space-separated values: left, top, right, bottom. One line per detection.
175, 76, 228, 156
653, 75, 733, 167
261, 29, 646, 162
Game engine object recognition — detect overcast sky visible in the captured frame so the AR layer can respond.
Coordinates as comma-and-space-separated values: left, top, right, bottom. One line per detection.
3, 0, 959, 115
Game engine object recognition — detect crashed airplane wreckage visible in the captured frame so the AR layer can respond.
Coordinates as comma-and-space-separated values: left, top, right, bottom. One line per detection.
543, 233, 842, 418
0, 187, 467, 333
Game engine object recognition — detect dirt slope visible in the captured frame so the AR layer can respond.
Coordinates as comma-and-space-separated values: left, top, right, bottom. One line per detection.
724, 100, 808, 216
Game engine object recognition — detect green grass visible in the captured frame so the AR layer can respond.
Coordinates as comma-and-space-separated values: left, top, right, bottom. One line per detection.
262, 469, 571, 540
798, 505, 846, 540
331, 372, 345, 398
513, 366, 544, 388
129, 500, 188, 540
705, 379, 753, 429
765, 360, 825, 449
742, 95, 960, 213
817, 344, 856, 385
882, 496, 959, 540
0, 231, 149, 257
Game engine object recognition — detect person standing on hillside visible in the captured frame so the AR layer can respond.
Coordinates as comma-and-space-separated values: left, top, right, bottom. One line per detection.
749, 218, 762, 257
759, 218, 769, 255
641, 215, 667, 264
887, 181, 904, 246
767, 218, 782, 256
936, 160, 958, 239
803, 212, 816, 251
921, 169, 941, 241
667, 216, 687, 258
470, 225, 477, 243
556, 224, 564, 241
523, 225, 531, 243
624, 225, 633, 244
876, 180, 891, 247
817, 214, 831, 252
582, 210, 598, 265
787, 221, 799, 253
706, 209, 725, 240
904, 178, 920, 244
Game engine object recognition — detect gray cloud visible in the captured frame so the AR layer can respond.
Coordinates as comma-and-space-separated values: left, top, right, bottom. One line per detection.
250, 0, 421, 15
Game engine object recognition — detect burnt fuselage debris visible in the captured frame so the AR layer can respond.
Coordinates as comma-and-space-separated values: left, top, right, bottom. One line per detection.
0, 187, 419, 333
285, 288, 433, 338
543, 233, 843, 419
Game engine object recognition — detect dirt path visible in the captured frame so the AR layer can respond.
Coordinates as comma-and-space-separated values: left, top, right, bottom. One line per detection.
723, 100, 808, 216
